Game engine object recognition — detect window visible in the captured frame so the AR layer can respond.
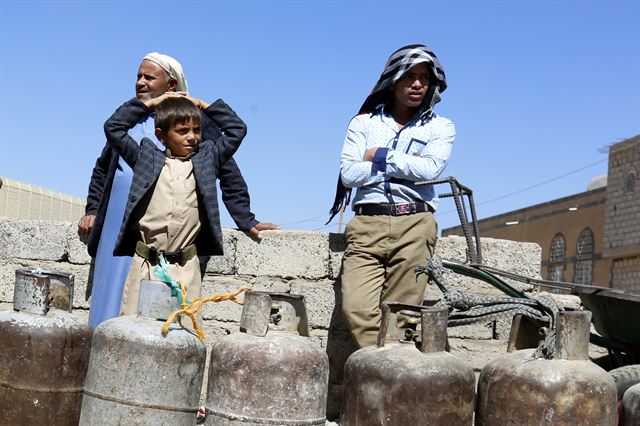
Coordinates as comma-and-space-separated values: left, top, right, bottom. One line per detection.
548, 233, 565, 282
625, 170, 636, 194
574, 228, 594, 285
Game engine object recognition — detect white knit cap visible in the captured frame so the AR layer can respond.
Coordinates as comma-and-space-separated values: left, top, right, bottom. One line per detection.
142, 52, 189, 93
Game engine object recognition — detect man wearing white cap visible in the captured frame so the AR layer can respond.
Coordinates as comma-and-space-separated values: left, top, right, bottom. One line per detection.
79, 52, 276, 329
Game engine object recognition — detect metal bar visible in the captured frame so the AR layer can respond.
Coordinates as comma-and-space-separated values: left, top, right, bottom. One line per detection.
467, 191, 483, 264
441, 259, 528, 299
477, 264, 630, 295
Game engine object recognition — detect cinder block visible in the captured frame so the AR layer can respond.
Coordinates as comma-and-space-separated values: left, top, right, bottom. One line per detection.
0, 219, 70, 261
66, 227, 92, 265
436, 236, 540, 295
246, 276, 291, 293
448, 322, 494, 340
235, 230, 330, 279
200, 276, 251, 323
290, 279, 340, 330
205, 229, 238, 275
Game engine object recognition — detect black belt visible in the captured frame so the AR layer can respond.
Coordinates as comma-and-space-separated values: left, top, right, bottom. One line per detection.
135, 241, 197, 266
354, 202, 434, 216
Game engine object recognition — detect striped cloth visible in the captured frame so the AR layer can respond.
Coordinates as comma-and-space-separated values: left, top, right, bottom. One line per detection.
359, 44, 447, 117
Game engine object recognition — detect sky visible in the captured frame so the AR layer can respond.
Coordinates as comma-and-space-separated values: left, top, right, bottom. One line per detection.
1, 0, 638, 234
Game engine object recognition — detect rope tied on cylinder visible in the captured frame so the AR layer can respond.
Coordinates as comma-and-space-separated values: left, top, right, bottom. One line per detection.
152, 253, 248, 341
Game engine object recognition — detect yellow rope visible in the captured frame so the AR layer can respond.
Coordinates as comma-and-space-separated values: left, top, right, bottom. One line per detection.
161, 285, 248, 341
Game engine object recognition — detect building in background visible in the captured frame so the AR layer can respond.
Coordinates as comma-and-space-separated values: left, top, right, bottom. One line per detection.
0, 176, 85, 221
443, 134, 640, 291
603, 136, 640, 293
443, 182, 610, 286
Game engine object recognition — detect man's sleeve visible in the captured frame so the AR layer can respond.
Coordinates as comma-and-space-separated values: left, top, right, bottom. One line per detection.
201, 109, 258, 231
340, 115, 387, 188
84, 141, 113, 215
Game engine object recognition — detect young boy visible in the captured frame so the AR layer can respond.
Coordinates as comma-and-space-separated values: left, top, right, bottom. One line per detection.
103, 93, 247, 315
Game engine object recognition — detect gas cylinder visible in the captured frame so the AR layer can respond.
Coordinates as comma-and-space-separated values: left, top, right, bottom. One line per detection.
476, 310, 617, 425
79, 279, 206, 425
341, 303, 475, 426
621, 382, 640, 426
205, 291, 329, 425
0, 268, 92, 425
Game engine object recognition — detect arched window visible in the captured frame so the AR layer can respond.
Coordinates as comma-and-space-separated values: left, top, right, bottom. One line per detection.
625, 170, 636, 194
548, 233, 565, 282
574, 228, 594, 285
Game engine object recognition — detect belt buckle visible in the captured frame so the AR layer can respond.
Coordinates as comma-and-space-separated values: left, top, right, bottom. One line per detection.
147, 248, 158, 264
394, 203, 411, 215
164, 251, 181, 264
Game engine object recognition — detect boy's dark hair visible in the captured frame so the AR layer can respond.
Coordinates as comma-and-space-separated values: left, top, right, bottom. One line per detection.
154, 97, 201, 133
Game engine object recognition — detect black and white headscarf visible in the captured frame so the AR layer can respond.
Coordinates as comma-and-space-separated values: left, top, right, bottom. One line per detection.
359, 44, 447, 117
327, 44, 448, 223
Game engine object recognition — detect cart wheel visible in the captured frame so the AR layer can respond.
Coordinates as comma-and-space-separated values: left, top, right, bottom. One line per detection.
609, 364, 640, 399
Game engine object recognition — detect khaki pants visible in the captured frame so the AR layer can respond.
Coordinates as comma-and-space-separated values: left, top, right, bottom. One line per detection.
120, 254, 202, 324
341, 212, 438, 348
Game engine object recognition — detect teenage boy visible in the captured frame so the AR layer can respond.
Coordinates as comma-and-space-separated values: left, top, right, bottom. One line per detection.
329, 44, 455, 348
104, 93, 247, 313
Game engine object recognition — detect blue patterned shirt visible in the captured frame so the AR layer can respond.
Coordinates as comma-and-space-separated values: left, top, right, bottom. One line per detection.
340, 106, 455, 211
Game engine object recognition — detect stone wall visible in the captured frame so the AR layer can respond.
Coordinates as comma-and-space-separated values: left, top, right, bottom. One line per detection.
612, 256, 640, 293
0, 218, 547, 418
604, 136, 640, 251
603, 135, 640, 292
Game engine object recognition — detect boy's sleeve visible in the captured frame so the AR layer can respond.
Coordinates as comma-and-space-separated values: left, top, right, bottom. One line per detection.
201, 114, 258, 231
103, 98, 153, 168
202, 99, 247, 164
340, 115, 387, 188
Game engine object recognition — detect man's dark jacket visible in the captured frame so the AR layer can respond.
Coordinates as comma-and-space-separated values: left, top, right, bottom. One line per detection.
103, 98, 247, 257
85, 99, 257, 257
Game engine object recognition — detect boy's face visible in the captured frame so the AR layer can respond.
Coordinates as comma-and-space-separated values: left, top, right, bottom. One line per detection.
155, 118, 201, 157
393, 62, 431, 110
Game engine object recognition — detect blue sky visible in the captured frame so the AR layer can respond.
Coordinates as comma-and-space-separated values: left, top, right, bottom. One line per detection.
1, 0, 638, 233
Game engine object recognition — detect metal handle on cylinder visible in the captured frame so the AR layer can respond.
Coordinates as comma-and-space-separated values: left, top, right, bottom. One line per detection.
377, 302, 425, 347
14, 269, 51, 315
377, 302, 449, 351
137, 280, 181, 320
14, 268, 75, 315
239, 291, 309, 337
554, 310, 591, 360
420, 306, 449, 353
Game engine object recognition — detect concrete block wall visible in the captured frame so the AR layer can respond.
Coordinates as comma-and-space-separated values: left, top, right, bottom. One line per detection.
604, 137, 640, 251
612, 256, 640, 293
0, 218, 549, 419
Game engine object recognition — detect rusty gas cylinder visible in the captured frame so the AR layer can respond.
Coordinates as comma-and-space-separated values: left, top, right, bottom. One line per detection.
621, 382, 640, 426
205, 291, 329, 425
341, 303, 475, 426
476, 310, 617, 425
79, 279, 206, 425
0, 268, 92, 425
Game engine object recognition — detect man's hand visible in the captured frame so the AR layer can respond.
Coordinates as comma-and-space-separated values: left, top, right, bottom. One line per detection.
185, 95, 210, 110
363, 147, 378, 161
246, 222, 279, 240
143, 91, 187, 110
78, 214, 96, 241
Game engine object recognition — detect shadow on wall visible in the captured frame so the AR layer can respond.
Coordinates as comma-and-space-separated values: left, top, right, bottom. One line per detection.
326, 233, 359, 421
